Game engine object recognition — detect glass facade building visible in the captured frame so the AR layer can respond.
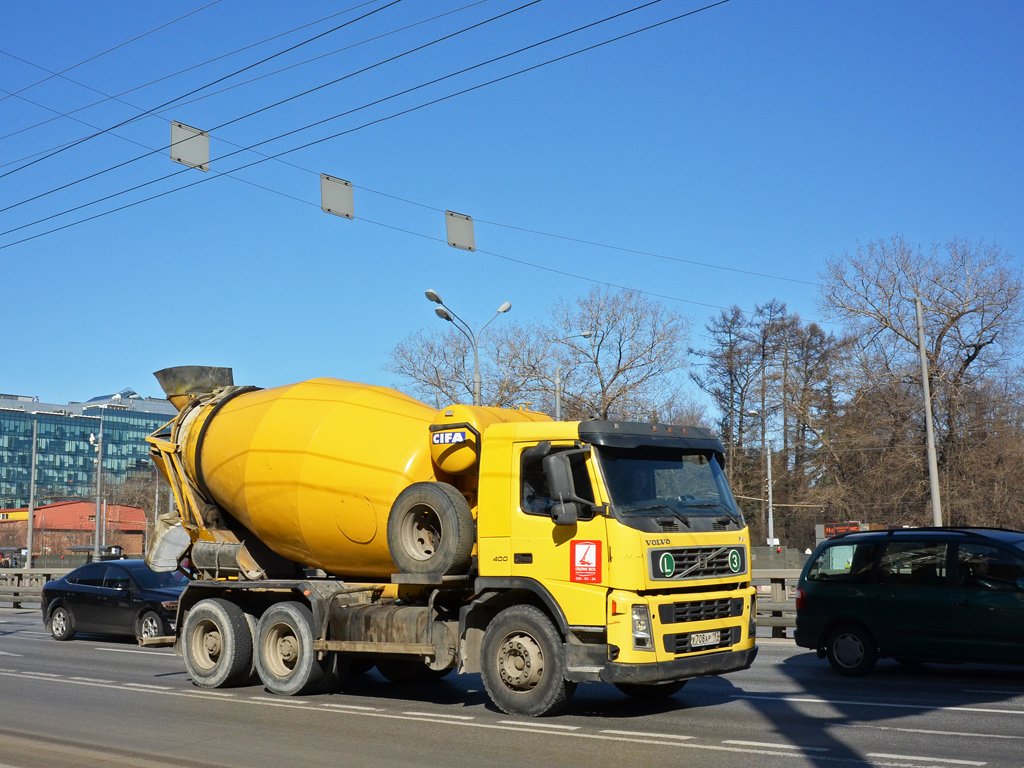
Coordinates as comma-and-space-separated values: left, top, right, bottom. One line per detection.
0, 391, 177, 510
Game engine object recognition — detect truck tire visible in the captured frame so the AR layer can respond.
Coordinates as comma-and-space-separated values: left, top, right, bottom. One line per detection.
480, 605, 575, 717
387, 482, 475, 575
182, 598, 254, 688
255, 601, 329, 696
615, 680, 687, 699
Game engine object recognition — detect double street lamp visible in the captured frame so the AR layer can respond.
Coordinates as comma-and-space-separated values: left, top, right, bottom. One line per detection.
425, 290, 511, 407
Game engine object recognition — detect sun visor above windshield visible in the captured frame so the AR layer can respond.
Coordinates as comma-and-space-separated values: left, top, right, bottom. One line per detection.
578, 421, 725, 457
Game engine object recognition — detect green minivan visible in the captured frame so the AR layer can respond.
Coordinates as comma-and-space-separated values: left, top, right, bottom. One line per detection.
795, 527, 1024, 675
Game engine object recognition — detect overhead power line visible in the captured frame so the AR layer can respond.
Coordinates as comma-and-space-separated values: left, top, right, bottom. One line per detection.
0, 0, 396, 147
0, 0, 405, 183
0, 0, 225, 105
0, 0, 543, 216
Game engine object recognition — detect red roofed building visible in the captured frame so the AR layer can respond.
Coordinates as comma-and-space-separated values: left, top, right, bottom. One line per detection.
0, 500, 146, 560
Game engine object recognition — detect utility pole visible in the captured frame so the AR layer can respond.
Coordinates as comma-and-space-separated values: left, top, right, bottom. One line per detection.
916, 298, 943, 526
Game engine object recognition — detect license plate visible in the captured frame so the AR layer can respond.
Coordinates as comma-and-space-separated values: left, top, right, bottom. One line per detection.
690, 630, 720, 647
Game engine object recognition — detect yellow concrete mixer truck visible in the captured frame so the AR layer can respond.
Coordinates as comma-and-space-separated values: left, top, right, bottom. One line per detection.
145, 366, 756, 716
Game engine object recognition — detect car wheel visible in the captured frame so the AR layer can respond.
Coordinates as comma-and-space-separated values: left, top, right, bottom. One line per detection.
136, 610, 164, 641
614, 680, 687, 699
49, 605, 75, 641
826, 624, 877, 676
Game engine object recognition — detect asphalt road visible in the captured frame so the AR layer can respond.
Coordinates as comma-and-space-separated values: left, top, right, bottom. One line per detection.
2, 607, 1024, 768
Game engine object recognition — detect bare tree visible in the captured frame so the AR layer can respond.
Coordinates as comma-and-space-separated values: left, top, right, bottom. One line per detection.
385, 287, 695, 422
549, 287, 692, 421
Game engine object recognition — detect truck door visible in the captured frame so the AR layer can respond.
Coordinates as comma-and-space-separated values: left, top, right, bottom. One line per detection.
512, 443, 607, 625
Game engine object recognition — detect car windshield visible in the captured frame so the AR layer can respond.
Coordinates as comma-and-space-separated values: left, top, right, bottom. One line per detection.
596, 445, 744, 528
132, 567, 189, 590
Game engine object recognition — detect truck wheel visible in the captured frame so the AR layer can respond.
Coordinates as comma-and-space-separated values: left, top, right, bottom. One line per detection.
615, 680, 687, 699
182, 598, 254, 688
387, 482, 475, 575
255, 601, 329, 696
136, 610, 164, 642
826, 624, 877, 676
480, 605, 575, 717
49, 605, 75, 641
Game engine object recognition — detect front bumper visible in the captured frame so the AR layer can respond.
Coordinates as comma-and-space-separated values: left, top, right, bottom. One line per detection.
600, 645, 758, 684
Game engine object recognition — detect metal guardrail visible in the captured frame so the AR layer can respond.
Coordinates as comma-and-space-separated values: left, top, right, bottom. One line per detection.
1, 568, 805, 630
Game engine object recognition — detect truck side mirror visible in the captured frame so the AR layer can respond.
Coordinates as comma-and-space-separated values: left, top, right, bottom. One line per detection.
550, 501, 578, 527
543, 453, 589, 527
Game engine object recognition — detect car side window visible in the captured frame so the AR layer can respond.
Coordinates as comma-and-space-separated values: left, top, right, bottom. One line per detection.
957, 543, 1024, 591
805, 541, 880, 583
103, 566, 132, 591
73, 565, 107, 587
878, 541, 948, 586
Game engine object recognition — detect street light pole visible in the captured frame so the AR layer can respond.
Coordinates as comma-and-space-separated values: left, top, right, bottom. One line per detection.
746, 409, 775, 546
425, 290, 511, 406
552, 330, 594, 420
90, 418, 104, 562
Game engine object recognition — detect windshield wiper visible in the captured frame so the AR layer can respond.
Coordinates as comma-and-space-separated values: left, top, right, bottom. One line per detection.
624, 503, 691, 527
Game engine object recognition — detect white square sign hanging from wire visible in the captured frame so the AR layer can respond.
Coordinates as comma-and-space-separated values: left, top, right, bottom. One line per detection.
170, 121, 209, 171
445, 211, 475, 251
320, 174, 354, 219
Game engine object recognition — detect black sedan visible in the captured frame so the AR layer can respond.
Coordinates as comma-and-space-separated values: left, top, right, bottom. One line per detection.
41, 559, 187, 642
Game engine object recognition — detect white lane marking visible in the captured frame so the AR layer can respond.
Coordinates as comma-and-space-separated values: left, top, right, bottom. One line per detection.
498, 720, 579, 730
70, 676, 113, 683
321, 703, 383, 712
867, 754, 985, 766
124, 683, 172, 691
0, 651, 22, 657
601, 730, 693, 741
252, 696, 309, 705
403, 711, 474, 720
733, 694, 1024, 716
724, 740, 828, 753
837, 724, 1024, 741
1, 669, 1002, 764
96, 647, 175, 656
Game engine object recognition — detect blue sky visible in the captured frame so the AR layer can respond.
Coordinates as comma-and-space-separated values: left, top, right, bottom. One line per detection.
3, 0, 1022, 405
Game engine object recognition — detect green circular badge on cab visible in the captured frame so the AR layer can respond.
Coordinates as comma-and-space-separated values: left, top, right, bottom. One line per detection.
659, 552, 675, 577
729, 549, 741, 573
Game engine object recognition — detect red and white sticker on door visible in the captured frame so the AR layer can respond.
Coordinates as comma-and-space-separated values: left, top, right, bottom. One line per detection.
570, 540, 602, 583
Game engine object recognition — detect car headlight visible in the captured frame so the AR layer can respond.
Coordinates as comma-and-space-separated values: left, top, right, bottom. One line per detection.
632, 605, 654, 651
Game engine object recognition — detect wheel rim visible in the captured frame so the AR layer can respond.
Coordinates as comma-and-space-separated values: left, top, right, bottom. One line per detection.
190, 618, 222, 671
399, 505, 442, 562
53, 610, 68, 636
263, 622, 300, 678
141, 615, 161, 639
833, 632, 865, 669
496, 631, 545, 692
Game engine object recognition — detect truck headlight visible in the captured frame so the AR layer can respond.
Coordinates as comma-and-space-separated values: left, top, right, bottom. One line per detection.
632, 605, 654, 651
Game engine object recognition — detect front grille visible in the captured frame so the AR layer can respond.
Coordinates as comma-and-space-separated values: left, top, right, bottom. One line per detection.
658, 597, 743, 625
664, 626, 741, 654
649, 546, 746, 580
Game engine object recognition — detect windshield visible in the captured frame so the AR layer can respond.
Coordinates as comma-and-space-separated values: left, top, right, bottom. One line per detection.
596, 445, 744, 527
